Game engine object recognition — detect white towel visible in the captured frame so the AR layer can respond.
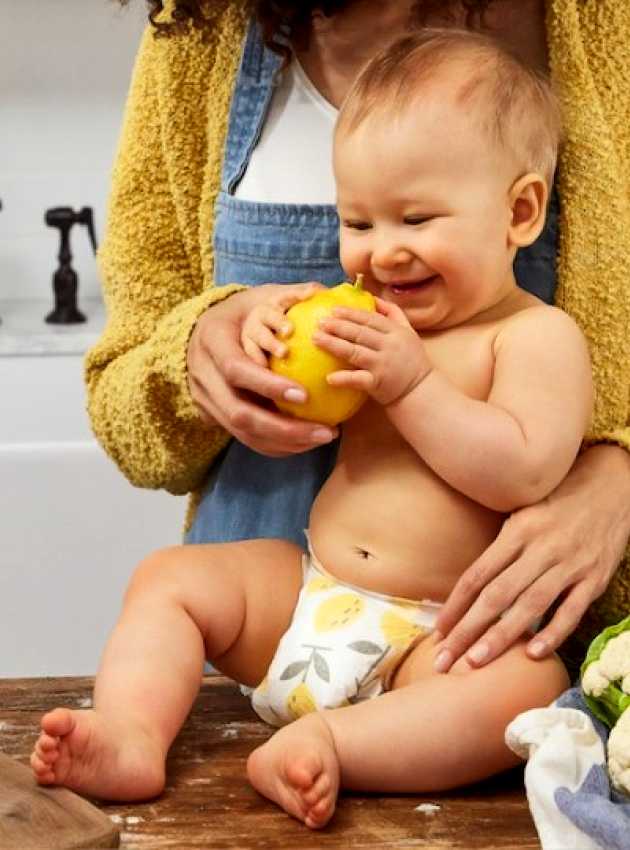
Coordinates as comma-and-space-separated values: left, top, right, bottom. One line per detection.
506, 687, 630, 850
506, 705, 605, 850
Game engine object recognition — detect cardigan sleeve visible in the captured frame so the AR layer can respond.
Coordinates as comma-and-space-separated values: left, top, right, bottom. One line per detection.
549, 1, 630, 459
85, 25, 246, 495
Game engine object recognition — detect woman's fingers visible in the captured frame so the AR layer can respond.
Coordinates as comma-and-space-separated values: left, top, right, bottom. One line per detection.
196, 357, 337, 456
434, 524, 522, 640
526, 578, 598, 659
434, 540, 559, 673
190, 312, 338, 455
457, 563, 573, 669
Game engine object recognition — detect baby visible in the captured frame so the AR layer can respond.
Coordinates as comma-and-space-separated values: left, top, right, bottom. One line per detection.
31, 29, 592, 829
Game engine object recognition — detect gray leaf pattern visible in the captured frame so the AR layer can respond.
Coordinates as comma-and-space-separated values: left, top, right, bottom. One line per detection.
313, 651, 330, 683
347, 640, 383, 655
280, 660, 309, 680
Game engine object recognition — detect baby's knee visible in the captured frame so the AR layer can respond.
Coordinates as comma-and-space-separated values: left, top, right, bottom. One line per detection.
124, 546, 189, 602
474, 639, 570, 719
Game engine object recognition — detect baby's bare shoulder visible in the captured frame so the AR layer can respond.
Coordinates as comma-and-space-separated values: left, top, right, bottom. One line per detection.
495, 303, 587, 354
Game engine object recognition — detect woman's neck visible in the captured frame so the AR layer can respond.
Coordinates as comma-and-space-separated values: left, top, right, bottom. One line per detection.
293, 1, 418, 108
293, 0, 548, 109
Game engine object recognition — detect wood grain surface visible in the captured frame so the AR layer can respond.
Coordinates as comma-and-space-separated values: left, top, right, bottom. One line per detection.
0, 675, 540, 849
0, 752, 119, 849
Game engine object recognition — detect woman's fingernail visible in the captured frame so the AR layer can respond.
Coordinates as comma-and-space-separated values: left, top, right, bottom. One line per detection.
529, 639, 547, 658
434, 648, 453, 673
312, 428, 334, 443
467, 643, 489, 664
283, 388, 306, 403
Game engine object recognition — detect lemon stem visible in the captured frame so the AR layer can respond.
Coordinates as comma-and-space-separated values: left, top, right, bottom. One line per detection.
354, 273, 364, 291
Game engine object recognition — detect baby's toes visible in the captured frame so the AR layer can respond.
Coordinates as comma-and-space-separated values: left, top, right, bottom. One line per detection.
36, 732, 60, 758
301, 770, 331, 808
305, 793, 335, 830
286, 752, 322, 791
41, 707, 75, 738
31, 750, 56, 783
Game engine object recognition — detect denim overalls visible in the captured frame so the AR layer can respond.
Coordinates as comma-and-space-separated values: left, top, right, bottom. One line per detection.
187, 18, 559, 548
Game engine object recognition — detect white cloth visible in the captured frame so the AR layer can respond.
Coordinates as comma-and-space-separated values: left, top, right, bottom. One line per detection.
505, 706, 606, 850
235, 55, 337, 204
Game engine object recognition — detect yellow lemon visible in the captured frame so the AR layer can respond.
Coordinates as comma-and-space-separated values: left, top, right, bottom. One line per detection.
314, 593, 365, 632
380, 609, 426, 649
286, 682, 318, 720
269, 274, 376, 426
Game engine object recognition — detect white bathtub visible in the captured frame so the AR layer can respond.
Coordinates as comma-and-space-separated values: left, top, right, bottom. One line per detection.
0, 298, 186, 677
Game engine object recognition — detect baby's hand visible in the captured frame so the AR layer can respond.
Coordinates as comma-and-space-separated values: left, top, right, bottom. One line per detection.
240, 283, 324, 367
312, 297, 433, 406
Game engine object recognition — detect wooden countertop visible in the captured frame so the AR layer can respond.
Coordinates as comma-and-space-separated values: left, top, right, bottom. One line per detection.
0, 675, 540, 849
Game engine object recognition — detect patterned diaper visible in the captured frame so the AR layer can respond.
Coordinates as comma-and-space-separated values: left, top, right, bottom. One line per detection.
247, 532, 442, 727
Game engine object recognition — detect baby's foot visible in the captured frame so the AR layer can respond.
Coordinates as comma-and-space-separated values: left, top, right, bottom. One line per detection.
247, 713, 340, 829
30, 707, 165, 801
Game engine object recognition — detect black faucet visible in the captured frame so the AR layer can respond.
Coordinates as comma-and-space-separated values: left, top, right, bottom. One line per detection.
44, 206, 98, 324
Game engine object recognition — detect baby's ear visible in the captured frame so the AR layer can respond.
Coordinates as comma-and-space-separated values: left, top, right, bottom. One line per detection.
507, 173, 548, 248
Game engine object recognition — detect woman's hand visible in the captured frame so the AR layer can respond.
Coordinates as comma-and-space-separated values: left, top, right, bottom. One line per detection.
433, 444, 630, 673
187, 283, 338, 457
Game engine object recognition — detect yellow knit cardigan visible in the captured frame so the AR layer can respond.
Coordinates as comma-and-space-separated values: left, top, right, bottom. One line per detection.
88, 0, 630, 652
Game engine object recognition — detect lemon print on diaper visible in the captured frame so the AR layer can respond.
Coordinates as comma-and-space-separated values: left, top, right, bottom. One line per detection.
306, 575, 337, 595
287, 682, 318, 720
314, 593, 365, 632
380, 609, 426, 649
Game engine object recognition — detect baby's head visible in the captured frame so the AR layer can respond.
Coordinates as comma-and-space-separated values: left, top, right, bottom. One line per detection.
333, 28, 562, 329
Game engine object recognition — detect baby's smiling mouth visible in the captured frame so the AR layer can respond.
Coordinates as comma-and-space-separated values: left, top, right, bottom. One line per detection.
389, 275, 439, 294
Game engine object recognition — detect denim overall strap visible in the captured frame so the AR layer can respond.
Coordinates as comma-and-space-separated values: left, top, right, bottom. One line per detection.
221, 18, 284, 195
186, 17, 341, 549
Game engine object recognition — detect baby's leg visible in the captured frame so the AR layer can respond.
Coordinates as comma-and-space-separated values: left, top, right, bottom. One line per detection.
247, 636, 568, 825
30, 538, 304, 800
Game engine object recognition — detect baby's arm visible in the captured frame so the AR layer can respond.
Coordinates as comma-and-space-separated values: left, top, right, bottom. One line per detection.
315, 299, 592, 511
387, 306, 593, 511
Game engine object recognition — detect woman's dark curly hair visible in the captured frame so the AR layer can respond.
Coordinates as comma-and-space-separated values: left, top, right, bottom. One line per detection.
117, 1, 495, 59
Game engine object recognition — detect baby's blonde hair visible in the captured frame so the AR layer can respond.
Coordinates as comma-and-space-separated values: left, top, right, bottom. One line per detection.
336, 28, 562, 188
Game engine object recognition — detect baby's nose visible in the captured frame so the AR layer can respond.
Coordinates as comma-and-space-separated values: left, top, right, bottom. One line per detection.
372, 243, 415, 270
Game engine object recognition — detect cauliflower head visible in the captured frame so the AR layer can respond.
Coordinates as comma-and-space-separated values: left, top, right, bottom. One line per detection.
581, 614, 630, 795
581, 615, 630, 728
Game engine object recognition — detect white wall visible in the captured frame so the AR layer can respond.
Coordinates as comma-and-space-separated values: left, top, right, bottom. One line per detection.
0, 0, 147, 300
0, 2, 189, 677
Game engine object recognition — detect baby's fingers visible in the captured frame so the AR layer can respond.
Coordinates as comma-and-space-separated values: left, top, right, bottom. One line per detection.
274, 282, 325, 313
250, 321, 288, 359
327, 370, 374, 392
242, 336, 270, 368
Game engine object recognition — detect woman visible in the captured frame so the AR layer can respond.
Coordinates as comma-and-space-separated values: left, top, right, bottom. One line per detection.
91, 0, 630, 673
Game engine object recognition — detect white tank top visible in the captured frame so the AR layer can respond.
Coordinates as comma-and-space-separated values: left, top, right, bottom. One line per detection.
234, 56, 338, 205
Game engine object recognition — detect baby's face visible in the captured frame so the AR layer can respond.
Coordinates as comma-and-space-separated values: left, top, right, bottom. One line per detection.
334, 97, 521, 331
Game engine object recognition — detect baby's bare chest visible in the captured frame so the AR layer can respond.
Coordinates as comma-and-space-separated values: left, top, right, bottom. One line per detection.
345, 324, 498, 448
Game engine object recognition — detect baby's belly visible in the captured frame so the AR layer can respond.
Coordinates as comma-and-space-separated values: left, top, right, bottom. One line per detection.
308, 445, 504, 602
